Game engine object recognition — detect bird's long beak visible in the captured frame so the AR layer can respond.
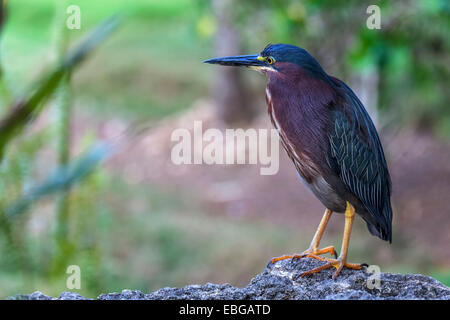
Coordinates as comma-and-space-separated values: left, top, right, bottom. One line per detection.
203, 54, 267, 67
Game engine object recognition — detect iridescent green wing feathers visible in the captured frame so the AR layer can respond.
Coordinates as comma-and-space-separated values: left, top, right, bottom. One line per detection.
327, 82, 392, 242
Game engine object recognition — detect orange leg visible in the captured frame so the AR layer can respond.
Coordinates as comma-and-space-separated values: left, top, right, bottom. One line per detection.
268, 209, 336, 266
295, 208, 336, 259
295, 202, 366, 279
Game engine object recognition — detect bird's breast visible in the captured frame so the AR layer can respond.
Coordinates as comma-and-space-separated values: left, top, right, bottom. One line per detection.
266, 88, 345, 211
266, 89, 321, 184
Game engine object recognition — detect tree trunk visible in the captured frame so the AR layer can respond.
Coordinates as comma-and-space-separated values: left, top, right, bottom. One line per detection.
211, 0, 255, 125
350, 69, 379, 127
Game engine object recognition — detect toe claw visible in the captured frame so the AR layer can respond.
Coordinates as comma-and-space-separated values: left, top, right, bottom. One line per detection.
290, 254, 302, 263
332, 267, 343, 280
266, 258, 279, 269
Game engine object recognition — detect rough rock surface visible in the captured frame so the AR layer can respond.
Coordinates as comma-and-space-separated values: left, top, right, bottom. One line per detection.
8, 258, 450, 300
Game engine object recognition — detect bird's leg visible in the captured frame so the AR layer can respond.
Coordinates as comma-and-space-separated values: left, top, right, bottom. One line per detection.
293, 208, 336, 259
295, 202, 366, 279
268, 209, 336, 266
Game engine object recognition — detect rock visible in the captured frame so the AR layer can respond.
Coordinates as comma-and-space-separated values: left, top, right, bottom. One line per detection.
7, 290, 91, 300
8, 258, 450, 300
57, 292, 91, 300
7, 291, 52, 300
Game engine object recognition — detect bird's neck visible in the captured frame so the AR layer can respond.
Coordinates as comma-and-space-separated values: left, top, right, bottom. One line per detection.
266, 67, 336, 116
265, 66, 336, 159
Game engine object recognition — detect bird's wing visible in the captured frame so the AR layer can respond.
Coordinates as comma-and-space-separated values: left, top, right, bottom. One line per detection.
327, 78, 392, 242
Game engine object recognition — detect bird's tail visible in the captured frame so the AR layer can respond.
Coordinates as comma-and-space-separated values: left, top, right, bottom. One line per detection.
366, 201, 393, 243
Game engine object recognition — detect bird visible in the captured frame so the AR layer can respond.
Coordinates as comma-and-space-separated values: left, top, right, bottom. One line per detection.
204, 43, 393, 279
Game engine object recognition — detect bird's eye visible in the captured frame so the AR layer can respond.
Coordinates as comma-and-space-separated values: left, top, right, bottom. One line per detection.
266, 56, 275, 64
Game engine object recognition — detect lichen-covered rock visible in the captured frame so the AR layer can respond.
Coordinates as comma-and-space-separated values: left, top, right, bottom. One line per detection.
8, 258, 450, 300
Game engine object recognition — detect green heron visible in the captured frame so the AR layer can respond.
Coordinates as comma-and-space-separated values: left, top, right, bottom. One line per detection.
204, 44, 393, 279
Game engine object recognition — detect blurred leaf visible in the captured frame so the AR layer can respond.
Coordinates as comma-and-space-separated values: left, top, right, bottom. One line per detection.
0, 0, 6, 38
196, 14, 216, 39
0, 15, 120, 160
4, 142, 113, 220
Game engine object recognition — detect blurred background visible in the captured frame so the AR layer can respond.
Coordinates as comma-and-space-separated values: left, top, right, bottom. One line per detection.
0, 0, 449, 298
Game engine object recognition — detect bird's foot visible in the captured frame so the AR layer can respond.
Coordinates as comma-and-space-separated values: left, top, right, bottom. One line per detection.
292, 246, 338, 260
293, 256, 368, 280
267, 246, 337, 268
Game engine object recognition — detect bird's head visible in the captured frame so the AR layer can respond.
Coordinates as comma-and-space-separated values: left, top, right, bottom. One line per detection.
204, 43, 327, 78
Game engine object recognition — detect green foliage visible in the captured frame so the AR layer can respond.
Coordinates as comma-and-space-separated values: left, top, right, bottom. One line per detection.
3, 0, 209, 122
199, 0, 450, 136
347, 0, 450, 134
0, 16, 120, 159
0, 0, 448, 299
0, 7, 119, 297
4, 143, 112, 220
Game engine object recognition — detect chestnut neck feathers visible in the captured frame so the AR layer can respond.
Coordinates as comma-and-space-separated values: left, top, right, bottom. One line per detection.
266, 63, 337, 167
